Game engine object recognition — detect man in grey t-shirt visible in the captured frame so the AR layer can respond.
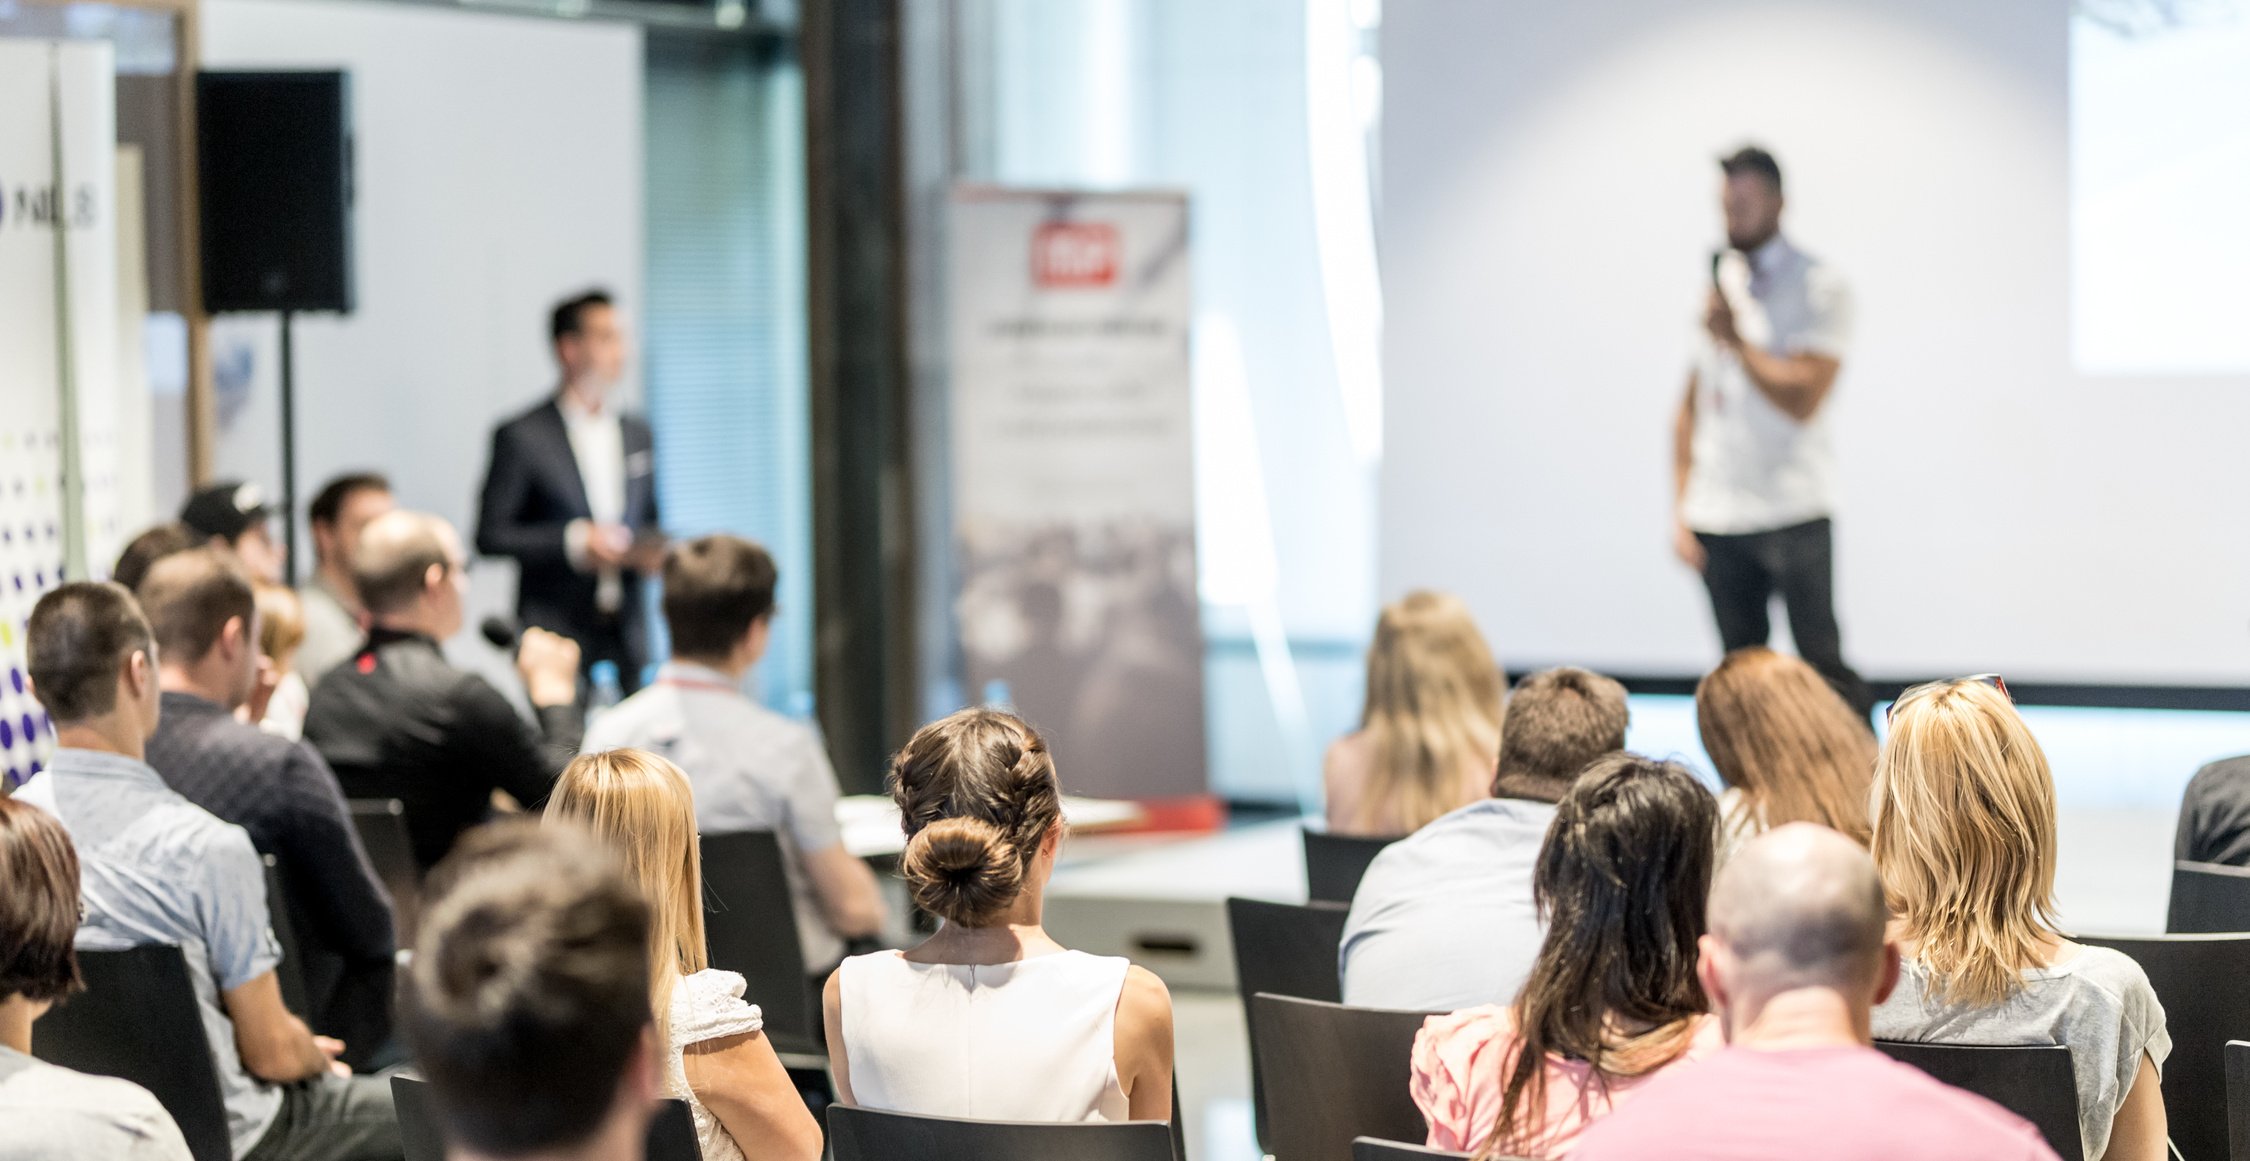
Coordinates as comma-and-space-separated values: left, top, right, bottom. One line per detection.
1339, 667, 1630, 1011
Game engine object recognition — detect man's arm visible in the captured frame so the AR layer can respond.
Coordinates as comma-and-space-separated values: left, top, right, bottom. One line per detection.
457, 629, 583, 810
223, 970, 337, 1082
802, 845, 886, 940
1704, 286, 1842, 422
1672, 372, 1706, 572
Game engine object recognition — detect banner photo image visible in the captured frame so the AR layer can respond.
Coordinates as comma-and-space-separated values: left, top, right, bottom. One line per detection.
949, 187, 1208, 804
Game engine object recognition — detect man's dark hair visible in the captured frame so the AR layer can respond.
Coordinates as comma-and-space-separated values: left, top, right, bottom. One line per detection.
353, 513, 452, 617
1720, 145, 1783, 194
1492, 666, 1632, 802
0, 797, 86, 1005
138, 547, 256, 665
550, 290, 614, 346
26, 582, 156, 724
405, 819, 652, 1157
662, 535, 778, 661
113, 523, 204, 593
308, 472, 391, 529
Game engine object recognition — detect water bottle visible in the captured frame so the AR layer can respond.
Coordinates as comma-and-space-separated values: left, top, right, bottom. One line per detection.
589, 660, 624, 713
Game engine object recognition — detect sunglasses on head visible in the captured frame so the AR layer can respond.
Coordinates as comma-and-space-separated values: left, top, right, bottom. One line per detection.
1886, 673, 2008, 724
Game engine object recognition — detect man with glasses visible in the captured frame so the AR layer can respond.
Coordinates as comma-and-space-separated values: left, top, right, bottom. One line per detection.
305, 511, 583, 871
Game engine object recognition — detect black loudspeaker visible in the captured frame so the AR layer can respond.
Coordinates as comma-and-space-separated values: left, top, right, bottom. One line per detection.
197, 71, 354, 313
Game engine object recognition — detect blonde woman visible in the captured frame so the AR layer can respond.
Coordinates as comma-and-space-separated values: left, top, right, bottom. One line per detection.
548, 750, 823, 1161
253, 583, 310, 739
1326, 591, 1505, 836
1869, 678, 2168, 1161
1694, 646, 1875, 856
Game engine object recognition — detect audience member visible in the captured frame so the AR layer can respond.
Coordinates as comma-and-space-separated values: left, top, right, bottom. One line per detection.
1694, 646, 1875, 857
182, 481, 285, 586
138, 549, 397, 1067
112, 522, 201, 593
1571, 824, 2061, 1161
254, 583, 310, 739
2175, 753, 2250, 865
305, 510, 582, 871
1325, 591, 1504, 836
824, 708, 1174, 1121
1871, 677, 2168, 1161
298, 473, 395, 688
403, 820, 659, 1161
548, 749, 823, 1161
13, 582, 400, 1161
584, 535, 886, 970
0, 796, 194, 1161
1341, 667, 1630, 1011
1413, 753, 1721, 1158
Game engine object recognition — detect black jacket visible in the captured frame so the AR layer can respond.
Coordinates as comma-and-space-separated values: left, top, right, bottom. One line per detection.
2178, 755, 2250, 866
303, 629, 582, 870
474, 397, 661, 667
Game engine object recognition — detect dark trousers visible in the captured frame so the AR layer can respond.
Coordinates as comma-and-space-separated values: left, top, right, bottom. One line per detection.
1696, 517, 1875, 724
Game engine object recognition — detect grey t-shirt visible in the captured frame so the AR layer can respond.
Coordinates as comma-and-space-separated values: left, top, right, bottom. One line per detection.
1337, 797, 1556, 1011
0, 1045, 193, 1161
1872, 946, 2170, 1161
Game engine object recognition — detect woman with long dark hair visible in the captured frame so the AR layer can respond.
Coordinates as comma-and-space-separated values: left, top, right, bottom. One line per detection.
1412, 753, 1721, 1158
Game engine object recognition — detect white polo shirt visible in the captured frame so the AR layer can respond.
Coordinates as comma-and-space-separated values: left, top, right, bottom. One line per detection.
1681, 233, 1853, 535
584, 662, 849, 969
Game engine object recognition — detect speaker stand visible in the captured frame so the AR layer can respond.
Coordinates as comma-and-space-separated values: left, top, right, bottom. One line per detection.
279, 309, 299, 583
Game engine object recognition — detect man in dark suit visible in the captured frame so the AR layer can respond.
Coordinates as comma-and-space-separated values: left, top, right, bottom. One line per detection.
476, 290, 663, 691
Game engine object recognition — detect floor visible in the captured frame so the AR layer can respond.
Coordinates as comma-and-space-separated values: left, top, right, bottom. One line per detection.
1134, 695, 2250, 1161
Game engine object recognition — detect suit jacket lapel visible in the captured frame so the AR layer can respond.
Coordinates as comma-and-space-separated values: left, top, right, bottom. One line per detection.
535, 399, 594, 520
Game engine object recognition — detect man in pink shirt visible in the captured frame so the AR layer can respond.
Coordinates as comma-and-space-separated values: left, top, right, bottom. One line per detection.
1572, 824, 2061, 1161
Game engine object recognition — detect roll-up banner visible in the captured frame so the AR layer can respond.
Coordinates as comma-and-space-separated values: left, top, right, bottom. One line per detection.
0, 40, 119, 787
948, 186, 1212, 814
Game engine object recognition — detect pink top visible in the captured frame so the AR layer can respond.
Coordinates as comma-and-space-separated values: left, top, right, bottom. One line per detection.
1412, 1005, 1724, 1158
1569, 1045, 2060, 1161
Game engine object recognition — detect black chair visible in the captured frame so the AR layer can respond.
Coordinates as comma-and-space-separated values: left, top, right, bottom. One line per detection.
348, 797, 421, 948
700, 830, 821, 1064
260, 853, 311, 1016
1302, 828, 1401, 904
33, 945, 232, 1161
1227, 897, 1350, 1152
1251, 993, 1435, 1161
1352, 1138, 1477, 1161
827, 1103, 1177, 1161
391, 1075, 700, 1161
2225, 1040, 2249, 1161
2080, 932, 2250, 1161
1874, 1040, 2081, 1161
2170, 861, 2250, 934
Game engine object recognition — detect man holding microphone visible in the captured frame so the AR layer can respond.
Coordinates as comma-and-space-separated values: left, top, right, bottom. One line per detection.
1672, 146, 1872, 722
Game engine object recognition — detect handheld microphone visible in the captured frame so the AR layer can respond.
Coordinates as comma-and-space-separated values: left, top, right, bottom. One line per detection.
479, 615, 521, 651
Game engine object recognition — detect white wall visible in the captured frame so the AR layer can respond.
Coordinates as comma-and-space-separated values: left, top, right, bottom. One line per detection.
1381, 0, 2250, 686
200, 0, 642, 627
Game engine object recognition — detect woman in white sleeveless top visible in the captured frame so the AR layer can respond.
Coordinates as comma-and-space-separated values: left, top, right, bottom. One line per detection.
824, 708, 1174, 1122
550, 750, 823, 1161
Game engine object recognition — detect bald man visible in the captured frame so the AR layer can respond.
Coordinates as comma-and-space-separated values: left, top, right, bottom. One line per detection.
1572, 825, 2060, 1161
303, 511, 583, 870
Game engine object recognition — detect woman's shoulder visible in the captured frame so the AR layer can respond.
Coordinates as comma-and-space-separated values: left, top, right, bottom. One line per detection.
1413, 1005, 1518, 1071
1116, 963, 1173, 1036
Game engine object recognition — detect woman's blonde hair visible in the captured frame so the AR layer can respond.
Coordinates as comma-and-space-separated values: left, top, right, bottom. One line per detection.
1353, 591, 1505, 834
547, 749, 708, 1035
253, 583, 306, 666
1870, 679, 2060, 1007
1696, 647, 1876, 843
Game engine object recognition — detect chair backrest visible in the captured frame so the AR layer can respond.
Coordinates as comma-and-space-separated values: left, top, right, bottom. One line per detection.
2169, 860, 2250, 935
1874, 1040, 2082, 1161
2079, 932, 2250, 1161
1302, 828, 1401, 904
2225, 1040, 2250, 1161
260, 853, 311, 1016
32, 945, 233, 1161
1352, 1138, 1477, 1161
827, 1103, 1177, 1161
700, 829, 818, 1056
348, 797, 422, 948
1227, 897, 1351, 1152
1251, 993, 1434, 1161
391, 1075, 701, 1161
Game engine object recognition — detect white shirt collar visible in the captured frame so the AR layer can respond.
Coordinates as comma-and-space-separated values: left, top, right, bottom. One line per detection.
557, 388, 614, 424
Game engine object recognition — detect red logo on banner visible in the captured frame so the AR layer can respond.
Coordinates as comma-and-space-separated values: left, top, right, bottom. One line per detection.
1032, 222, 1119, 288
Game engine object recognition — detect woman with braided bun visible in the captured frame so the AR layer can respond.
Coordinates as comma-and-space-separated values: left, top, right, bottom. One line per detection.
822, 708, 1175, 1122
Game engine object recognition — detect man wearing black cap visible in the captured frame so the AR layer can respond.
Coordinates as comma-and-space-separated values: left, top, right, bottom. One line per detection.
182, 479, 285, 586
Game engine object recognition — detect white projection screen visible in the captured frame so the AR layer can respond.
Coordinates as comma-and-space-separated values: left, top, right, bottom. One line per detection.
1380, 0, 2250, 688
